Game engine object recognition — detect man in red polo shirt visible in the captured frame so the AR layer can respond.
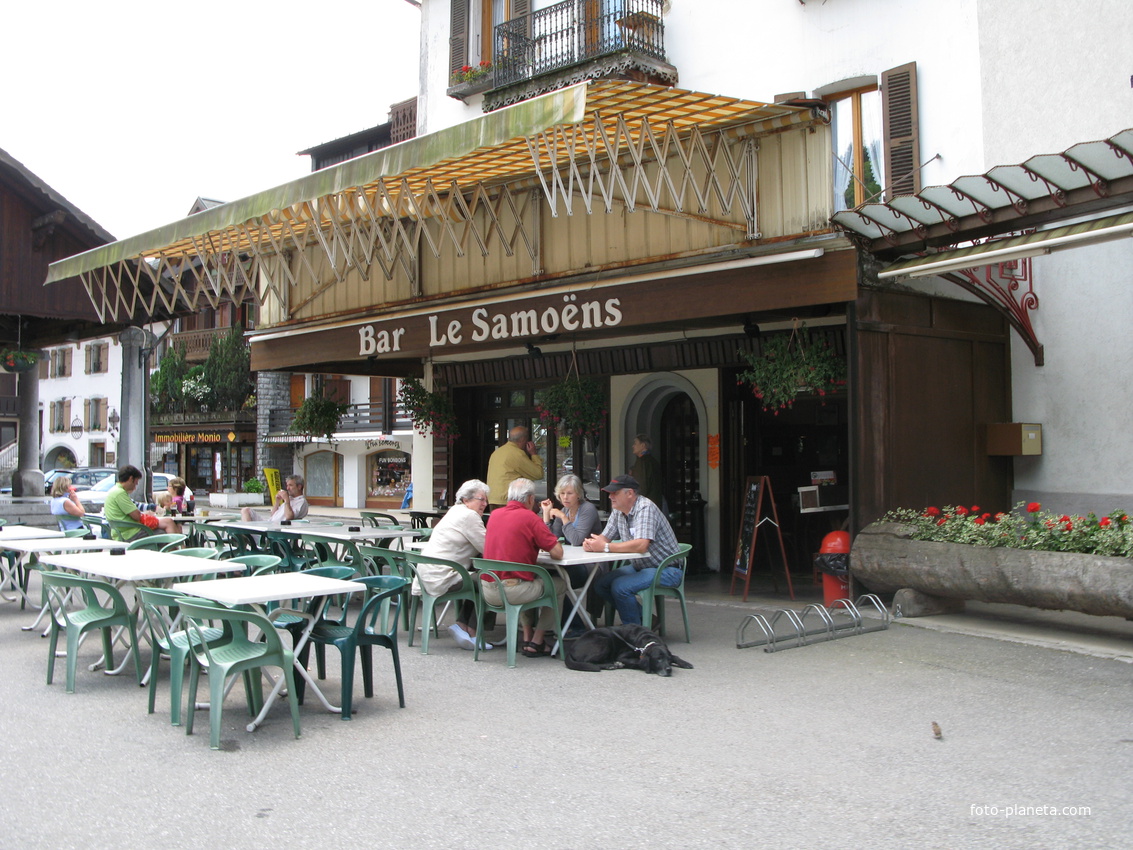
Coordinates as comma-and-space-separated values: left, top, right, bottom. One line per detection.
482, 478, 565, 657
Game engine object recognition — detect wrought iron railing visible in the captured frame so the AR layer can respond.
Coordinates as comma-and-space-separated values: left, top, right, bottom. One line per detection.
493, 0, 665, 89
266, 402, 412, 436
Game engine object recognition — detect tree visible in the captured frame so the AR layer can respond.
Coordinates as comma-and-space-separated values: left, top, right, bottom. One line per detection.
150, 345, 188, 414
203, 324, 252, 412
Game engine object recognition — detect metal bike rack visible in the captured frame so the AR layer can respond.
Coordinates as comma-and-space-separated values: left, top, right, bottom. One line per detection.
736, 593, 891, 652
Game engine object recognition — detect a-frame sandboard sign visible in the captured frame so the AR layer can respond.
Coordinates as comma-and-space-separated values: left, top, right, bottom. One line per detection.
730, 476, 794, 602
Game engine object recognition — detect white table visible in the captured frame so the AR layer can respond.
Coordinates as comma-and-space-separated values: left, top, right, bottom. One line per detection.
2, 536, 127, 624
40, 550, 246, 676
172, 572, 365, 730
0, 526, 67, 604
538, 546, 646, 643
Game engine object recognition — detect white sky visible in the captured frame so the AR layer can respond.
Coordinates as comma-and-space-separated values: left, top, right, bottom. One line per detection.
2, 0, 422, 241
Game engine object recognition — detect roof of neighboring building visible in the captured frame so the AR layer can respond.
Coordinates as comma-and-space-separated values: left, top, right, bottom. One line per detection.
0, 145, 116, 245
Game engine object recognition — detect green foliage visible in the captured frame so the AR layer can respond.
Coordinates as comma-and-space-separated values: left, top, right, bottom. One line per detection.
242, 478, 265, 494
536, 376, 606, 440
289, 393, 349, 442
398, 377, 459, 441
0, 349, 38, 371
203, 324, 252, 411
737, 324, 845, 413
882, 502, 1133, 557
150, 345, 188, 414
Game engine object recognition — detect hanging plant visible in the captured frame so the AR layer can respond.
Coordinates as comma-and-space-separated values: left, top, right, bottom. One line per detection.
398, 377, 459, 441
737, 323, 846, 414
0, 349, 39, 373
289, 393, 349, 442
536, 371, 607, 441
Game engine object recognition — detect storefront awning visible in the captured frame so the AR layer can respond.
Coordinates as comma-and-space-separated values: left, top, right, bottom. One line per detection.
45, 81, 821, 324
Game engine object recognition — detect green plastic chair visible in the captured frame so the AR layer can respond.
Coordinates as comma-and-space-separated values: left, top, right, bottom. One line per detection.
637, 543, 694, 642
137, 587, 229, 726
295, 575, 408, 720
62, 528, 89, 538
127, 533, 187, 552
304, 534, 364, 572
359, 546, 413, 629
471, 559, 561, 668
80, 516, 110, 539
107, 518, 151, 542
263, 530, 317, 571
41, 571, 143, 693
223, 554, 283, 576
174, 547, 222, 559
179, 597, 302, 750
400, 551, 480, 655
289, 566, 358, 678
359, 510, 400, 527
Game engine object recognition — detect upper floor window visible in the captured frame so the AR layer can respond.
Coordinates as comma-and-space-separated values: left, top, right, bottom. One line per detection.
49, 347, 73, 378
86, 397, 107, 432
85, 342, 109, 374
822, 62, 920, 211
451, 0, 530, 77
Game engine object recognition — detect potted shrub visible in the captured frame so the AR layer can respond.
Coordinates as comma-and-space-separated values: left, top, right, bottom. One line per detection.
289, 393, 349, 442
0, 349, 39, 373
398, 377, 459, 441
536, 375, 606, 441
737, 323, 845, 413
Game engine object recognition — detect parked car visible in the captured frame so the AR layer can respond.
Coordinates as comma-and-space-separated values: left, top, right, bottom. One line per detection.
43, 467, 117, 494
74, 471, 173, 507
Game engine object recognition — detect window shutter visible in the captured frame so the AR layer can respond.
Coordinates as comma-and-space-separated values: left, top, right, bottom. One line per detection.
63, 399, 71, 430
85, 345, 92, 374
450, 0, 469, 78
64, 347, 73, 377
84, 399, 91, 430
882, 62, 920, 199
513, 0, 531, 18
100, 401, 108, 431
38, 358, 48, 380
49, 402, 57, 433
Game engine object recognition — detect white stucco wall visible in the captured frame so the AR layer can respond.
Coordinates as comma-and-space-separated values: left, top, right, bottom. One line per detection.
39, 337, 123, 469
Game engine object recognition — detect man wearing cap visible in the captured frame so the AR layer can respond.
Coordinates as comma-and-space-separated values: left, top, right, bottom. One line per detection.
584, 474, 682, 626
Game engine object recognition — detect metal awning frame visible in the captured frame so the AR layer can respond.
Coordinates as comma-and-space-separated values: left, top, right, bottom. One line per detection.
47, 81, 825, 326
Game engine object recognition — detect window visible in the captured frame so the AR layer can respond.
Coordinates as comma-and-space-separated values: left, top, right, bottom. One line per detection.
85, 397, 107, 432
824, 62, 919, 210
450, 0, 530, 76
85, 342, 109, 374
49, 399, 70, 433
50, 347, 73, 378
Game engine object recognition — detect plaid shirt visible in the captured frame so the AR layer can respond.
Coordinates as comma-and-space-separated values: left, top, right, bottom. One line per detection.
599, 495, 679, 571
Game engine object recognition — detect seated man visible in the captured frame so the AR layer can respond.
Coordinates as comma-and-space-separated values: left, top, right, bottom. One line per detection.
585, 474, 681, 626
482, 478, 565, 657
241, 474, 309, 522
104, 464, 181, 540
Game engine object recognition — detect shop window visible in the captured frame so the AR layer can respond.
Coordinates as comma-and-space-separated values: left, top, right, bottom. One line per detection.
367, 449, 411, 506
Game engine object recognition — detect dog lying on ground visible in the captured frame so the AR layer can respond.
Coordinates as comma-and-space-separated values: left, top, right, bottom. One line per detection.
564, 624, 693, 676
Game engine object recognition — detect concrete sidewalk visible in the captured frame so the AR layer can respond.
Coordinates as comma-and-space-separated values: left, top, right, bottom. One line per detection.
1, 561, 1130, 849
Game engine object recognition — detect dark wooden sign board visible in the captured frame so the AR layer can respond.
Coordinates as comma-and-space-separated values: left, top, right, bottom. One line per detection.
730, 475, 794, 602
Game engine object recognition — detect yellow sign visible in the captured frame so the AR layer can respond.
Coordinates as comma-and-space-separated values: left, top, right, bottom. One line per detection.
264, 467, 282, 496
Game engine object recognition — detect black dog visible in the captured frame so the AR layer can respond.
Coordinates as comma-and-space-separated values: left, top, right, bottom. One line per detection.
564, 624, 692, 676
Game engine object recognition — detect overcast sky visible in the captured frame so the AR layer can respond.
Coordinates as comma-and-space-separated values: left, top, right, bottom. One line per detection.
2, 0, 421, 241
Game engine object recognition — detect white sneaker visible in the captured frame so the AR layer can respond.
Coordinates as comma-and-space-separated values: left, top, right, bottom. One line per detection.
448, 623, 475, 650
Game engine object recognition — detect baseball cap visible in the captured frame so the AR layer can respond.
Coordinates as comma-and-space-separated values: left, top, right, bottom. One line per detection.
601, 474, 641, 493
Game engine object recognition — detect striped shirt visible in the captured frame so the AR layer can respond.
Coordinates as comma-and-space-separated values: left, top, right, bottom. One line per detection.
599, 495, 679, 571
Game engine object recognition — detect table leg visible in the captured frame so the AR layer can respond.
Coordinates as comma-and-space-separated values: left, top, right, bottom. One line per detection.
549, 563, 600, 657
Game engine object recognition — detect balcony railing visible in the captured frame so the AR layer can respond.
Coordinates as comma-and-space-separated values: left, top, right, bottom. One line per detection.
266, 403, 412, 436
169, 327, 227, 362
494, 0, 666, 89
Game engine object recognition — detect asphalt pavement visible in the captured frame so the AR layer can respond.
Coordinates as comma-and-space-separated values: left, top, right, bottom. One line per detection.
1, 567, 1130, 849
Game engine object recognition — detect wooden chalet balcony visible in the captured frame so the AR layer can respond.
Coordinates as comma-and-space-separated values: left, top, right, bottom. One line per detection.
492, 0, 669, 91
151, 409, 257, 427
266, 403, 412, 436
170, 327, 227, 362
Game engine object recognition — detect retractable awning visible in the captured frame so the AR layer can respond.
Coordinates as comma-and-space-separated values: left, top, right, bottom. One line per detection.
46, 81, 821, 324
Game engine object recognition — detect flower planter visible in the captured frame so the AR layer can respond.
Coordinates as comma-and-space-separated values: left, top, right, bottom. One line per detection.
447, 77, 494, 101
851, 521, 1133, 619
209, 492, 266, 508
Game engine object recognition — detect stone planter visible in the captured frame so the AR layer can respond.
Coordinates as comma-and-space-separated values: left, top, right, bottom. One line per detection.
852, 522, 1133, 619
209, 492, 266, 508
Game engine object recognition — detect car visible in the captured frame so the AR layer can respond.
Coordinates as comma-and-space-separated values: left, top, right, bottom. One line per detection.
43, 467, 117, 494
74, 471, 174, 507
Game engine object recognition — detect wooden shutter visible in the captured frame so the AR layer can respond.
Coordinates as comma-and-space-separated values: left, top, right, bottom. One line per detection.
49, 402, 57, 433
38, 358, 48, 380
85, 345, 92, 374
63, 400, 71, 430
100, 400, 108, 431
882, 62, 920, 199
84, 399, 91, 430
64, 347, 73, 377
450, 0, 469, 78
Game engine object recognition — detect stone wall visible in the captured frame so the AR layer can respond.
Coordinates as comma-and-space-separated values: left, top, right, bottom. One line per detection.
255, 371, 295, 486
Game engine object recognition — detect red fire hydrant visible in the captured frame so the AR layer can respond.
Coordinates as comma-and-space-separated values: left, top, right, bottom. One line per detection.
818, 531, 851, 606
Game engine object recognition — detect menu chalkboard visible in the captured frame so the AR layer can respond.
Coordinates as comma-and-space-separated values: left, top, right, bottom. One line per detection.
729, 475, 794, 602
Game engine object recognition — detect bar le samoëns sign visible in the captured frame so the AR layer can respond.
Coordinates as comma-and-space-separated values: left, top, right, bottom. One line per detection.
357, 293, 624, 357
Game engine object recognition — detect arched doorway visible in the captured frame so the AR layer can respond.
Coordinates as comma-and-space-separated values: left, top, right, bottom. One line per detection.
623, 374, 707, 558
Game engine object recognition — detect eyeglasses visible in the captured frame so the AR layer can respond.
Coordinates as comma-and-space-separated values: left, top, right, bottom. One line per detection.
468, 495, 488, 502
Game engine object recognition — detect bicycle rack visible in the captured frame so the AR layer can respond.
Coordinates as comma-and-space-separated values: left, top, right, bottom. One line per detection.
736, 593, 891, 652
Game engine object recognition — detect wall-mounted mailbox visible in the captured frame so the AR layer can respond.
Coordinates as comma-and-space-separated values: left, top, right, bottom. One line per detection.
986, 423, 1042, 456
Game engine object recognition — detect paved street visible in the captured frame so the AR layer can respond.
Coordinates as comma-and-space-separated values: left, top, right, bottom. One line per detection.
1, 573, 1130, 849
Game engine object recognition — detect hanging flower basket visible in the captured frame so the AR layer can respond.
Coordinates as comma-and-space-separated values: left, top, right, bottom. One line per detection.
288, 393, 349, 442
737, 323, 845, 414
536, 375, 607, 441
0, 349, 39, 373
398, 377, 459, 441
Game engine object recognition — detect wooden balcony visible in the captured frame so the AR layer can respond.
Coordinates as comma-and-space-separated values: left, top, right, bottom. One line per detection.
170, 327, 227, 362
266, 402, 412, 437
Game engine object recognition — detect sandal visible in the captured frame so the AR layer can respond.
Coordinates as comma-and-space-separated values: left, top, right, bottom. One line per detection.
521, 640, 552, 658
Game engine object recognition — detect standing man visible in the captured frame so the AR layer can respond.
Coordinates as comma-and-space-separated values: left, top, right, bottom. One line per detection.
486, 425, 544, 508
241, 474, 309, 522
630, 434, 663, 507
585, 474, 681, 626
482, 478, 565, 657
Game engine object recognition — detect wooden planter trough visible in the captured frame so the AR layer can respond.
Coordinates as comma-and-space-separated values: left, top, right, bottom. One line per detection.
851, 522, 1133, 619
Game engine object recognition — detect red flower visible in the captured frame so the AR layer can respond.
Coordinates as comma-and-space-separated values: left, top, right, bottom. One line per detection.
981, 513, 991, 521
1063, 521, 1073, 531
1099, 517, 1112, 528
1059, 515, 1071, 523
925, 506, 941, 517
1027, 502, 1041, 513
936, 517, 947, 526
973, 517, 986, 525
955, 506, 969, 516
971, 505, 980, 513
995, 512, 1006, 521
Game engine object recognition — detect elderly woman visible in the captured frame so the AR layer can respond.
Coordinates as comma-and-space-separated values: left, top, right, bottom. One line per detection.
541, 473, 605, 630
49, 476, 86, 531
415, 479, 493, 651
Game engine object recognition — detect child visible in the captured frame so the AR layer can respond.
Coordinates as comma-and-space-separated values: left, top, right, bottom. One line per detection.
155, 492, 175, 516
